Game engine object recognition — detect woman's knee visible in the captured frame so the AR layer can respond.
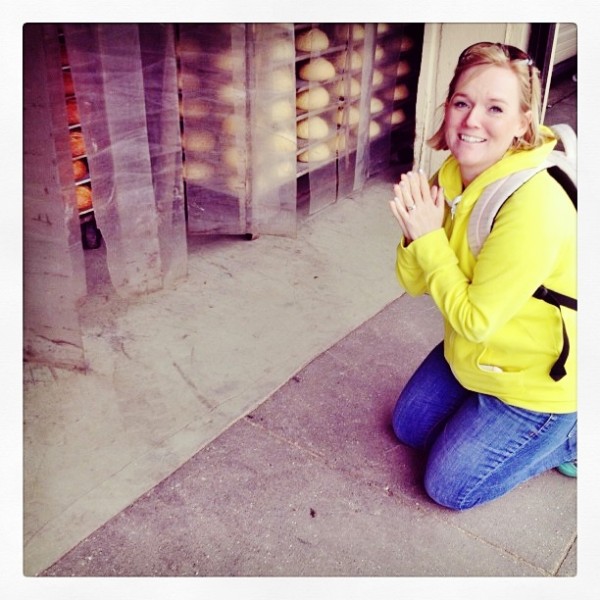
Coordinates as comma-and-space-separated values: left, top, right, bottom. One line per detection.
391, 391, 425, 449
423, 463, 480, 510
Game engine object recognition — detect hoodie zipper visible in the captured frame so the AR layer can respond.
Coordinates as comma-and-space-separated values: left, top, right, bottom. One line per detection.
449, 195, 462, 219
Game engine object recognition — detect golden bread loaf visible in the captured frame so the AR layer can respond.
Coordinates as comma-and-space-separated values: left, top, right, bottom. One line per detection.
298, 57, 335, 82
66, 97, 80, 126
296, 116, 329, 139
295, 28, 330, 52
334, 77, 361, 98
182, 130, 216, 152
69, 131, 86, 158
183, 161, 214, 182
298, 142, 331, 162
296, 86, 330, 111
72, 159, 88, 181
75, 185, 93, 212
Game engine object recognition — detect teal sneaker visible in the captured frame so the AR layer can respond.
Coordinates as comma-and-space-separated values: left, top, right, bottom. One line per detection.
557, 460, 577, 478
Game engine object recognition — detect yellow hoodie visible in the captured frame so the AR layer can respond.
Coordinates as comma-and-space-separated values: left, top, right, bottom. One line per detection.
395, 128, 576, 413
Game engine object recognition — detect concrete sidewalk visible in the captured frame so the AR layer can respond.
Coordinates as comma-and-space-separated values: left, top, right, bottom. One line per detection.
41, 293, 576, 577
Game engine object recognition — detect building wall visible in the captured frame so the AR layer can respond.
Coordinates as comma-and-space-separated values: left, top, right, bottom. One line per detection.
554, 23, 577, 65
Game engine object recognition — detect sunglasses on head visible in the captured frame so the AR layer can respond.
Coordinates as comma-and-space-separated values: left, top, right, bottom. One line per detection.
459, 41, 534, 67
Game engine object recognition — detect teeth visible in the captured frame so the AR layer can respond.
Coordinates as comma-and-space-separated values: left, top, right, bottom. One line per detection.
460, 134, 485, 143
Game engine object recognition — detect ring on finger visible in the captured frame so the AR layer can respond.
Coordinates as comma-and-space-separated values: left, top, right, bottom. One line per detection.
407, 204, 416, 211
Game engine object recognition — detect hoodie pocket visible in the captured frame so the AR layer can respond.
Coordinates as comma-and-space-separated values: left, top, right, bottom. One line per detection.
472, 344, 527, 394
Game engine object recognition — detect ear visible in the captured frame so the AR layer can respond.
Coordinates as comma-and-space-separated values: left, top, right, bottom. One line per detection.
517, 109, 532, 137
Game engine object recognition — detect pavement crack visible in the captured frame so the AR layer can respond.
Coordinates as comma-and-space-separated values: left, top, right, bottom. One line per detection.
243, 417, 327, 462
171, 361, 213, 410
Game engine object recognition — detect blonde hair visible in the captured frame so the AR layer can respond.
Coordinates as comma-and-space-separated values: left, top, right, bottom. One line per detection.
428, 42, 551, 151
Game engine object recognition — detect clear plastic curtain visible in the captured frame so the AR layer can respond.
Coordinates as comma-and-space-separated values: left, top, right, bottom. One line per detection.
179, 23, 297, 237
23, 23, 87, 369
247, 24, 297, 236
178, 23, 248, 235
138, 24, 188, 287
63, 23, 187, 296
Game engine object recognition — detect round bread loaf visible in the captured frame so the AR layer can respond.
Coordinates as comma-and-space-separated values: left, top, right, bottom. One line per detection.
183, 161, 214, 182
372, 69, 384, 87
182, 130, 216, 152
296, 116, 329, 140
374, 45, 385, 62
396, 60, 410, 77
269, 68, 295, 93
335, 105, 360, 127
298, 142, 331, 162
329, 133, 346, 153
295, 28, 330, 52
66, 97, 80, 126
63, 70, 75, 96
270, 132, 297, 153
176, 37, 202, 57
69, 131, 86, 158
370, 97, 384, 114
334, 24, 365, 41
391, 108, 406, 125
267, 98, 295, 122
75, 185, 93, 212
269, 38, 295, 62
72, 159, 88, 181
296, 86, 330, 111
180, 98, 209, 119
222, 113, 244, 135
369, 120, 382, 138
298, 57, 335, 82
334, 50, 362, 71
223, 146, 246, 170
400, 36, 413, 52
393, 84, 409, 101
274, 159, 295, 179
213, 51, 242, 71
218, 82, 245, 104
334, 77, 361, 98
254, 159, 295, 194
178, 71, 201, 91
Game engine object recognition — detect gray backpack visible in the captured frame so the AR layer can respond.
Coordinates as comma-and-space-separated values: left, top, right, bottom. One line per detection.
442, 124, 578, 381
467, 123, 577, 256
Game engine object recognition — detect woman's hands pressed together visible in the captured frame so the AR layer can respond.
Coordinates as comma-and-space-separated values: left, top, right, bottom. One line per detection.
389, 168, 446, 244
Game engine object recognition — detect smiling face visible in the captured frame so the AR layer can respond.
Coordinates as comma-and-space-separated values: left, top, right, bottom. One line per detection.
444, 64, 531, 185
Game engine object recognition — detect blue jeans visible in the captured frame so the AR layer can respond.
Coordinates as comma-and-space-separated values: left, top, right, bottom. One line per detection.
392, 342, 577, 510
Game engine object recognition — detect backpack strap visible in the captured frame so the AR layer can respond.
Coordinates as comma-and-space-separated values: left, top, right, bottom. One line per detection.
467, 163, 549, 257
533, 285, 577, 381
550, 123, 577, 166
466, 166, 577, 381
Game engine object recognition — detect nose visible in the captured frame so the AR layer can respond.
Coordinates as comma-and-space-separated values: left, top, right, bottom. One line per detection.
463, 105, 483, 128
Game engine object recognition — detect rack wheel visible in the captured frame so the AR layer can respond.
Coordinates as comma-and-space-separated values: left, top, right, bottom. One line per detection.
81, 218, 102, 249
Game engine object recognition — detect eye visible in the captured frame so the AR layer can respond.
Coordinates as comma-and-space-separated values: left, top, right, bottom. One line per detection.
489, 105, 504, 114
453, 100, 469, 109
